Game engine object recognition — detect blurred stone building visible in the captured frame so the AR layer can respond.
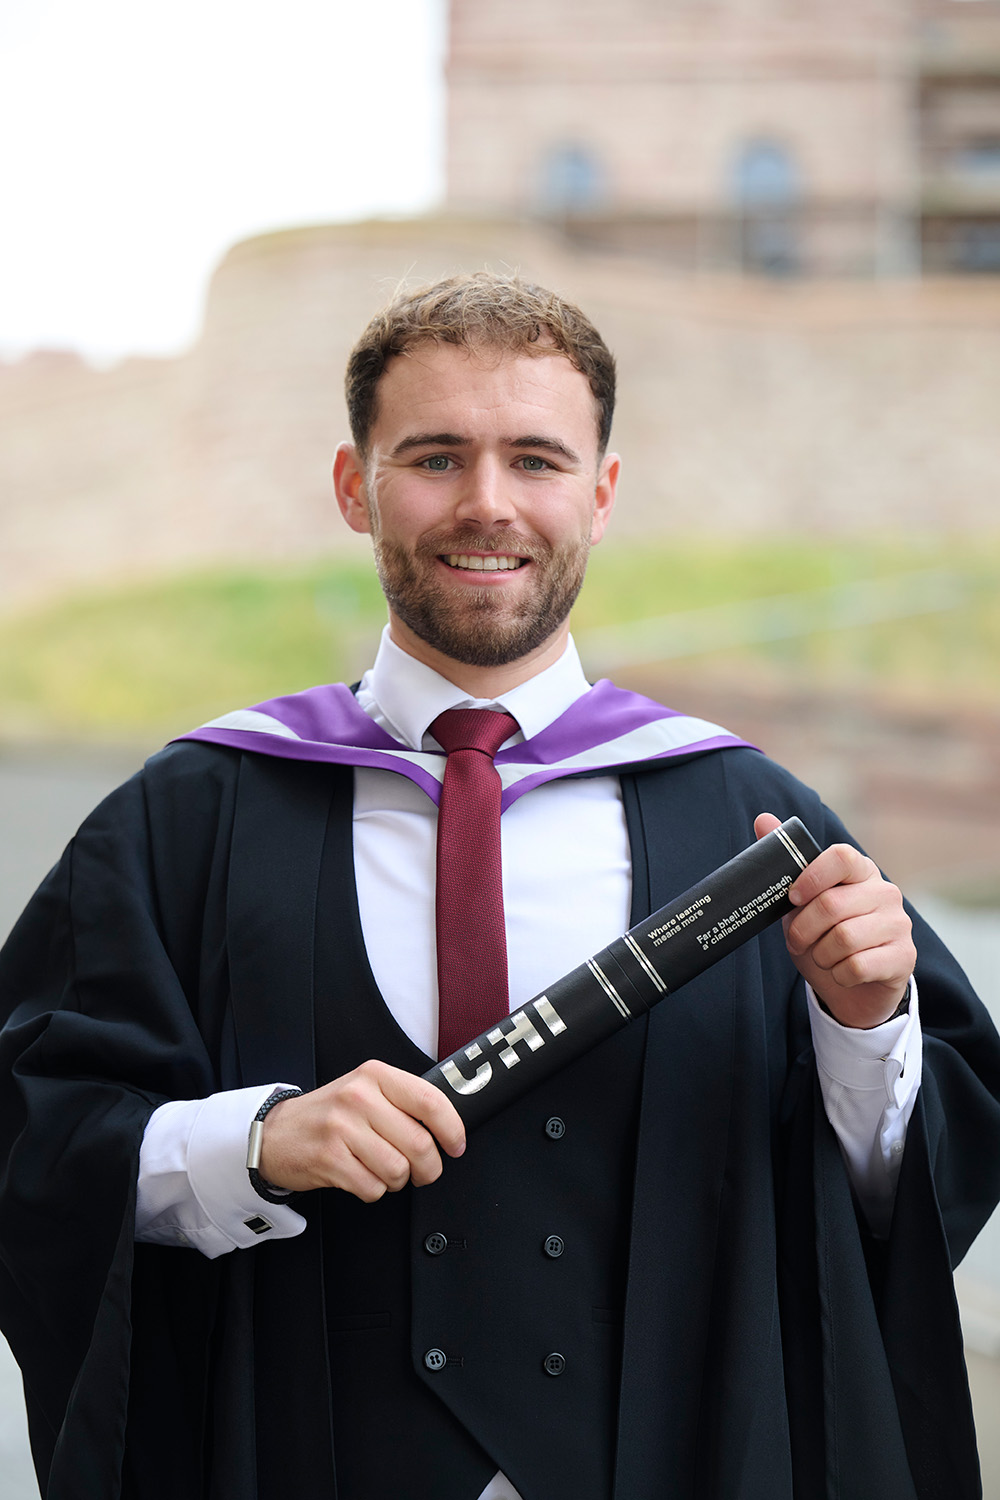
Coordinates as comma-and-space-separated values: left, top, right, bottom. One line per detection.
2, 2, 1000, 612
446, 0, 1000, 276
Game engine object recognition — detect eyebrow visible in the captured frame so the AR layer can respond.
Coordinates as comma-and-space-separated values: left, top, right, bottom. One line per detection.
389, 432, 582, 465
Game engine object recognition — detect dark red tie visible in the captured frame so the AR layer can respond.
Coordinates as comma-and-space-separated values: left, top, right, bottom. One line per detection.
431, 708, 519, 1061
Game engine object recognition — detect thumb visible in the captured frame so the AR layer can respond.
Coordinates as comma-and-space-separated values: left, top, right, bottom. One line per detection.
754, 811, 781, 841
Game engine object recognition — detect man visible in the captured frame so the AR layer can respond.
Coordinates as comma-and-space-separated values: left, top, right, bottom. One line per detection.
1, 273, 998, 1500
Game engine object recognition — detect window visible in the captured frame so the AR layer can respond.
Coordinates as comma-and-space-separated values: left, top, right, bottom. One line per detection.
955, 139, 1000, 175
731, 139, 802, 275
733, 140, 801, 208
539, 145, 605, 215
954, 221, 1000, 269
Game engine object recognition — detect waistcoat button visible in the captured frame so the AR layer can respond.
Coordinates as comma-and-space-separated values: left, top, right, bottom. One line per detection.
544, 1116, 566, 1139
424, 1348, 447, 1372
543, 1352, 566, 1376
424, 1231, 448, 1255
543, 1234, 564, 1258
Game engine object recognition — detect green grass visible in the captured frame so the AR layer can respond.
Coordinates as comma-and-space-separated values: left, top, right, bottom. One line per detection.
576, 536, 1000, 698
0, 537, 997, 742
0, 565, 388, 741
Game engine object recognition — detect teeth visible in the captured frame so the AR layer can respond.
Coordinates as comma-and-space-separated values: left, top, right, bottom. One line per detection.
446, 554, 523, 571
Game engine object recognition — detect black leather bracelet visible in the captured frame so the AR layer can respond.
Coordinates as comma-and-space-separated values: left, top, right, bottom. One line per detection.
817, 982, 911, 1026
246, 1088, 302, 1205
889, 987, 911, 1020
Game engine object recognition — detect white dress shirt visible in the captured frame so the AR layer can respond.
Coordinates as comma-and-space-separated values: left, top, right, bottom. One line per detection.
136, 631, 921, 1500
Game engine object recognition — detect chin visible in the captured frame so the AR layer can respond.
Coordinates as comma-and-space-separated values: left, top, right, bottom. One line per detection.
375, 538, 589, 670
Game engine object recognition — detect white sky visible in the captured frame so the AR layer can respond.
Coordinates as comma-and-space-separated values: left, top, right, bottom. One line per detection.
0, 0, 446, 363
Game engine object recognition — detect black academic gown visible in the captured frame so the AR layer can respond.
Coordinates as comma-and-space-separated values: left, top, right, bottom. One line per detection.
0, 739, 998, 1500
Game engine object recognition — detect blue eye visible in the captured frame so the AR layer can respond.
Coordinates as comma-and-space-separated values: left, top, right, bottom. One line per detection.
519, 455, 548, 471
422, 455, 453, 471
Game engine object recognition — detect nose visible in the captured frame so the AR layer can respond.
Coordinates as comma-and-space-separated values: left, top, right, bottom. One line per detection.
452, 456, 517, 528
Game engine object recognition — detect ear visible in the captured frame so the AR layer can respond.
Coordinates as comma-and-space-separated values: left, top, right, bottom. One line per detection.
590, 452, 619, 546
333, 443, 371, 534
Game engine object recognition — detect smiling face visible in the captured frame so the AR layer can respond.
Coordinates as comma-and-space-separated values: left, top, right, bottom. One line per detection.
334, 341, 619, 690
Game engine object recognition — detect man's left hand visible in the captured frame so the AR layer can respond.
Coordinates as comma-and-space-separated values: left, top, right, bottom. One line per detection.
754, 812, 916, 1029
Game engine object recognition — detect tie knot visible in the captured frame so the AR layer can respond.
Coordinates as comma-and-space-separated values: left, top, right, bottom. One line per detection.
431, 708, 519, 758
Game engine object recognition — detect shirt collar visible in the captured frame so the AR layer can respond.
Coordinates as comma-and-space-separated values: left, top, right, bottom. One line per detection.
359, 626, 592, 751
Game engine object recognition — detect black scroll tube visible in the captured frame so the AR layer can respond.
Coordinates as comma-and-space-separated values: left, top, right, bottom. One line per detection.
422, 815, 823, 1131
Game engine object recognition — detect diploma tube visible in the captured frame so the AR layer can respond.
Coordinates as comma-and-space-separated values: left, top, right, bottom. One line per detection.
423, 816, 822, 1130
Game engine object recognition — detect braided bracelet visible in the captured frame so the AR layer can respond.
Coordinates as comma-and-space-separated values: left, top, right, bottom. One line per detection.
246, 1087, 302, 1204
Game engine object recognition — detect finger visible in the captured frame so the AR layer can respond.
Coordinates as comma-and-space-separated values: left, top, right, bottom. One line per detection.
334, 1060, 466, 1158
335, 1147, 399, 1204
379, 1069, 467, 1160
785, 878, 906, 955
788, 844, 878, 907
345, 1113, 434, 1193
324, 1067, 444, 1184
350, 1094, 448, 1189
754, 812, 782, 841
272, 1104, 409, 1201
795, 909, 911, 976
818, 938, 916, 994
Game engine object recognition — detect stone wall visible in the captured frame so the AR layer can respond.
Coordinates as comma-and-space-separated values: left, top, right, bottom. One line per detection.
1, 216, 999, 613
446, 0, 914, 216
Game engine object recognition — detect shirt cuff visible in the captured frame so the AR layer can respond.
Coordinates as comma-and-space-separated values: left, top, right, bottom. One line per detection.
136, 1083, 308, 1259
807, 979, 922, 1237
807, 979, 920, 1112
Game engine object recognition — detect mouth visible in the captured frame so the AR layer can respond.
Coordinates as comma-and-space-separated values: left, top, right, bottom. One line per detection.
440, 553, 528, 573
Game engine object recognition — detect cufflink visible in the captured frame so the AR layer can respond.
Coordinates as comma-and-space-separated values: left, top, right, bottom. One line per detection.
244, 1215, 273, 1235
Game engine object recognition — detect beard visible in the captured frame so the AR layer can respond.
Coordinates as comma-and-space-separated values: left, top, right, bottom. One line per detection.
370, 523, 592, 668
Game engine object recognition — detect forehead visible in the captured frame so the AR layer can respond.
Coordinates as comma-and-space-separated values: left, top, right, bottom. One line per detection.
371, 341, 601, 449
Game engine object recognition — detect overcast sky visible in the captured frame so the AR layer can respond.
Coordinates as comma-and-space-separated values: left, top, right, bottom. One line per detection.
0, 0, 445, 363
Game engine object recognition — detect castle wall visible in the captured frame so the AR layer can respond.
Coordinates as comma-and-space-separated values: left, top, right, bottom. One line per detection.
0, 217, 998, 613
445, 0, 917, 275
446, 0, 1000, 275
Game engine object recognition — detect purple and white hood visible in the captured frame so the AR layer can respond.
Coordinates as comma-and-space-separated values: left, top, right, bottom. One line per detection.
175, 678, 755, 813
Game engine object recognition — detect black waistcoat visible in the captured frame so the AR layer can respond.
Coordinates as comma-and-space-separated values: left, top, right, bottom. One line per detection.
313, 770, 647, 1500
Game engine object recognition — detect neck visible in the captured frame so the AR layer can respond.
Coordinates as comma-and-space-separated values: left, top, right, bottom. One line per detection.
386, 615, 572, 698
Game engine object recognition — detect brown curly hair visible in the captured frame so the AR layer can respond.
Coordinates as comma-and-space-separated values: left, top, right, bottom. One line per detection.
345, 271, 616, 459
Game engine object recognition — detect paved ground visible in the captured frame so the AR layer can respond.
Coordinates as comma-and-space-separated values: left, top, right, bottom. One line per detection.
0, 747, 998, 1496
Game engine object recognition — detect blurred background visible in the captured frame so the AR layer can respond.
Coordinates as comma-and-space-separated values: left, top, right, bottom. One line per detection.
1, 0, 999, 1492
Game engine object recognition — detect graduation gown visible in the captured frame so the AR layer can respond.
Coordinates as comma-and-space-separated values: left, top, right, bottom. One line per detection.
1, 735, 999, 1499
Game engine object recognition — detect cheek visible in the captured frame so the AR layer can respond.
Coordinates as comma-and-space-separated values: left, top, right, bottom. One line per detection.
545, 497, 600, 547
368, 486, 428, 542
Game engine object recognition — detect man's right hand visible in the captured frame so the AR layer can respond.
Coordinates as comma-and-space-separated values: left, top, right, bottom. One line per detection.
257, 1061, 467, 1202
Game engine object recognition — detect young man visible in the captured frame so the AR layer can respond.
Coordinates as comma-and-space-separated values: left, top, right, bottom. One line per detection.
1, 274, 998, 1500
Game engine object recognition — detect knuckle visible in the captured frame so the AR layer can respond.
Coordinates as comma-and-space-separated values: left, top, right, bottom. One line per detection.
403, 1123, 436, 1164
358, 1181, 387, 1204
829, 921, 857, 958
338, 1079, 368, 1111
813, 888, 841, 924
385, 1162, 411, 1193
840, 952, 871, 986
354, 1059, 388, 1093
409, 1152, 442, 1188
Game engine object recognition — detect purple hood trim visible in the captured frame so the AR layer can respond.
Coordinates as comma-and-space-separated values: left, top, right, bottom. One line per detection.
173, 678, 756, 811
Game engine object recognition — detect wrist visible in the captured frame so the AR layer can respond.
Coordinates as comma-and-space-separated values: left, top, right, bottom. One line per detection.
247, 1087, 302, 1203
816, 982, 911, 1029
